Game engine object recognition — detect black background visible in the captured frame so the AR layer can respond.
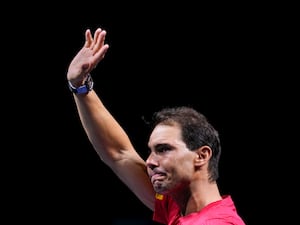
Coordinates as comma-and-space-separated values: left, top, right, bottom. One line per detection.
3, 2, 297, 224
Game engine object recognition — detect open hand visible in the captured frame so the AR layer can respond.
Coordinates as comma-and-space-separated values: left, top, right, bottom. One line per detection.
67, 28, 109, 86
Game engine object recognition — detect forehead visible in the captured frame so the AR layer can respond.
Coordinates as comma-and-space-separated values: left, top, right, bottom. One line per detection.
148, 124, 182, 147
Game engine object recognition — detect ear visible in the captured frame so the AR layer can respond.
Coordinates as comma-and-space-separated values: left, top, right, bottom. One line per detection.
194, 146, 212, 166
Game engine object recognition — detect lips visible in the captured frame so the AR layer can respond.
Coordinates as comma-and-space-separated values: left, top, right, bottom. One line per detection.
151, 173, 165, 184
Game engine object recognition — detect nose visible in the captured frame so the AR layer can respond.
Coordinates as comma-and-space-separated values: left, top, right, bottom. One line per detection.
146, 152, 158, 170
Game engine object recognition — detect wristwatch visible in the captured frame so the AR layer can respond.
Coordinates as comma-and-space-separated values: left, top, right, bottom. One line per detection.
68, 74, 94, 94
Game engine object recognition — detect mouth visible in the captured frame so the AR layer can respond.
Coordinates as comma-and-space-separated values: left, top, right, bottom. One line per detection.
151, 173, 165, 185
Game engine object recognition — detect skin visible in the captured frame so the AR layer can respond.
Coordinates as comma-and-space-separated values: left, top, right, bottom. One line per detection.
147, 123, 222, 215
67, 28, 222, 216
147, 124, 198, 195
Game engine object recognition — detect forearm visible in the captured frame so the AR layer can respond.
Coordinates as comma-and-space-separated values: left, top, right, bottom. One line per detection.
72, 90, 156, 210
73, 90, 133, 165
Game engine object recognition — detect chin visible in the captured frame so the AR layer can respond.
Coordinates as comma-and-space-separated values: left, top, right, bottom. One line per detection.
153, 183, 169, 195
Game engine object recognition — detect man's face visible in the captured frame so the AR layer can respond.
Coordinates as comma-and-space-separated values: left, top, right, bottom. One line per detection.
146, 124, 198, 194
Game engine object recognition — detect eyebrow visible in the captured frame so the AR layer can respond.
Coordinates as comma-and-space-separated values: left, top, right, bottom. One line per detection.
153, 143, 173, 151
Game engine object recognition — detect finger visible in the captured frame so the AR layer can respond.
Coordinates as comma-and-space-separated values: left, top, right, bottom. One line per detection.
94, 44, 109, 65
89, 28, 102, 50
83, 29, 92, 48
93, 30, 107, 53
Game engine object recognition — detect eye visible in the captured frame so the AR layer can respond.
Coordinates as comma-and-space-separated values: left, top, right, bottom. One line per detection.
156, 144, 172, 153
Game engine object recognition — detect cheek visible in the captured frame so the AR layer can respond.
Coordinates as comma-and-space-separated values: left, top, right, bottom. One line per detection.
179, 160, 195, 175
169, 155, 194, 176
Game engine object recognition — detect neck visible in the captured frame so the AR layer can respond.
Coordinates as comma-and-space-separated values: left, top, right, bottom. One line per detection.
172, 180, 222, 216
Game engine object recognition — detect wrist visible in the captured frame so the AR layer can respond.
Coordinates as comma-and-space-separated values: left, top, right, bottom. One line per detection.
68, 74, 94, 94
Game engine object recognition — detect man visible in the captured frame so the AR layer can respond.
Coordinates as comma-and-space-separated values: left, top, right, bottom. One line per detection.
66, 27, 246, 224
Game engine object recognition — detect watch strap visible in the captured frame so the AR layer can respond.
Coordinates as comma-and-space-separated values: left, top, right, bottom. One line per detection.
68, 74, 94, 94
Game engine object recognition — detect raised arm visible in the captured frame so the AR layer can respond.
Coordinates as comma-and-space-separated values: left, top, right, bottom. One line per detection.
66, 28, 155, 210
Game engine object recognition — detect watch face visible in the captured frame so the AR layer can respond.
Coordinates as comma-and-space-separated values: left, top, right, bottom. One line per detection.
86, 74, 94, 90
84, 74, 93, 91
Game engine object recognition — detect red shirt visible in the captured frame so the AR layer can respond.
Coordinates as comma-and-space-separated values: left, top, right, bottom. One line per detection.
153, 194, 246, 225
